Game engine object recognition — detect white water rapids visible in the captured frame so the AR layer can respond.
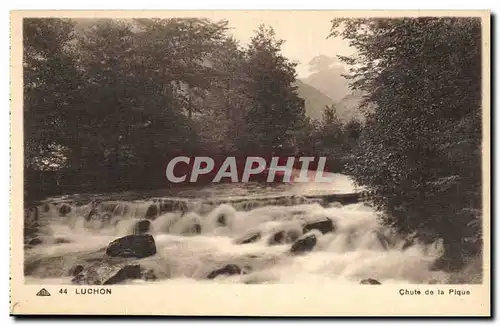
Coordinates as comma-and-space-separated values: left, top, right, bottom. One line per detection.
24, 173, 452, 285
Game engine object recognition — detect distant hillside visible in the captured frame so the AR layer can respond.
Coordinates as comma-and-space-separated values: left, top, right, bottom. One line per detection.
302, 64, 351, 103
295, 80, 365, 122
294, 80, 335, 121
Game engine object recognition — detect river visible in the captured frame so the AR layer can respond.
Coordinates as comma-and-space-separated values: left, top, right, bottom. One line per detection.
24, 172, 451, 285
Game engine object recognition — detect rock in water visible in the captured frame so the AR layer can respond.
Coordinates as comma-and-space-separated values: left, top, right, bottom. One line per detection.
234, 232, 261, 245
206, 264, 243, 279
103, 265, 142, 285
141, 268, 157, 281
360, 278, 381, 285
27, 237, 43, 247
290, 233, 317, 254
145, 204, 158, 220
134, 220, 151, 234
216, 214, 227, 227
54, 238, 72, 244
106, 234, 156, 258
302, 218, 334, 234
268, 229, 302, 246
102, 213, 113, 226
71, 260, 142, 285
268, 231, 285, 245
69, 265, 84, 277
58, 204, 72, 217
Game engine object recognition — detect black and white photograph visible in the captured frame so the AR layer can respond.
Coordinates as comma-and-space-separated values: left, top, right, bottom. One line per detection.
10, 10, 491, 316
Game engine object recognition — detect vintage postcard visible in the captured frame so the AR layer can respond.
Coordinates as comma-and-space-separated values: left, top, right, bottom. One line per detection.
10, 10, 491, 316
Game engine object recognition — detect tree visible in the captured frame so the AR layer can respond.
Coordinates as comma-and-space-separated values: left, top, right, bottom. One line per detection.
70, 18, 230, 186
292, 116, 321, 156
317, 105, 343, 152
314, 105, 348, 172
330, 17, 482, 270
343, 118, 362, 151
193, 37, 250, 153
23, 18, 83, 200
241, 25, 306, 153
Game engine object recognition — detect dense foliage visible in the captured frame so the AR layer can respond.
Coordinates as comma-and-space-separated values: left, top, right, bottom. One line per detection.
330, 17, 483, 270
24, 18, 359, 200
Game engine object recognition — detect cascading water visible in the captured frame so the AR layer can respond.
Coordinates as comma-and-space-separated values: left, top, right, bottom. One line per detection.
23, 173, 451, 285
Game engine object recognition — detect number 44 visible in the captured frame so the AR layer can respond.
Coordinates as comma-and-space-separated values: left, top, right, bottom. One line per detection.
59, 289, 68, 294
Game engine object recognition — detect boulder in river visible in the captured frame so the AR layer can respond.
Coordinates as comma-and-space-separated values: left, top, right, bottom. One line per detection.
106, 234, 157, 258
134, 219, 151, 234
360, 278, 381, 285
25, 246, 168, 282
290, 232, 318, 254
234, 231, 261, 245
68, 265, 84, 277
268, 231, 285, 245
58, 203, 72, 217
145, 204, 159, 220
141, 268, 157, 281
268, 229, 302, 246
216, 213, 228, 227
54, 238, 72, 244
206, 264, 244, 279
302, 217, 335, 234
71, 260, 142, 285
27, 237, 43, 247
